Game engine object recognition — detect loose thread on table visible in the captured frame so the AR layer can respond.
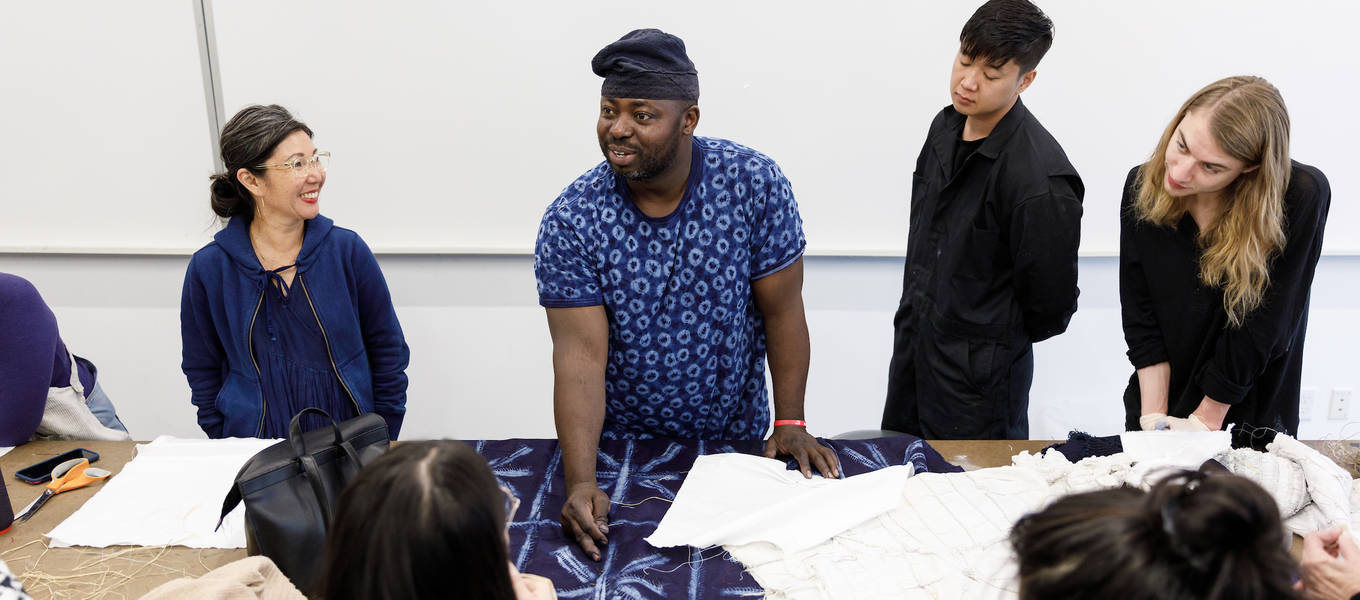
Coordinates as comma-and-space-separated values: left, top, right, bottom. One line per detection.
1233, 423, 1360, 474
0, 539, 45, 559
76, 545, 168, 570
645, 545, 730, 575
1317, 440, 1360, 475
1235, 423, 1282, 442
606, 496, 676, 526
7, 539, 191, 600
611, 496, 673, 508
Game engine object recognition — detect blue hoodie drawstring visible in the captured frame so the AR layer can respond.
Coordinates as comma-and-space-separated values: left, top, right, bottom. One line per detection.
264, 264, 297, 300
262, 264, 297, 342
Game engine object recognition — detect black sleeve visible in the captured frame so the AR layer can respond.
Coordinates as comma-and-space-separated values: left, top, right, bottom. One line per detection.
1198, 165, 1331, 404
1119, 166, 1170, 368
1009, 173, 1083, 343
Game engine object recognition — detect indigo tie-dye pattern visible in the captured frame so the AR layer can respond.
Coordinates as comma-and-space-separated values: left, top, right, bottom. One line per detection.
477, 435, 961, 600
534, 137, 806, 441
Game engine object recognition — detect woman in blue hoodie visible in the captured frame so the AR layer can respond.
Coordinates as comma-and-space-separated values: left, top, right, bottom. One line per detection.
180, 105, 410, 439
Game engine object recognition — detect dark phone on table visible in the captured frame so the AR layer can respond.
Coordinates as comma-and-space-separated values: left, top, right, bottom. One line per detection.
13, 449, 100, 484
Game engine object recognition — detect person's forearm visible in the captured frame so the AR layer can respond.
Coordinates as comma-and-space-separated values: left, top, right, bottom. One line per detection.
554, 355, 607, 486
1136, 362, 1171, 415
764, 307, 810, 421
1191, 396, 1230, 430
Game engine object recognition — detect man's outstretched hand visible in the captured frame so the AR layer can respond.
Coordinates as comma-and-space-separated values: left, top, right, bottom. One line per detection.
561, 481, 611, 561
764, 425, 840, 479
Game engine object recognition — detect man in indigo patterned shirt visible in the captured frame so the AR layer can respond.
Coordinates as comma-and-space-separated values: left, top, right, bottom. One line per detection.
534, 29, 838, 561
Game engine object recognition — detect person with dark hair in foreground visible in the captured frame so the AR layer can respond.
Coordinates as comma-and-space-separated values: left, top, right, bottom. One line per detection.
180, 104, 410, 439
319, 441, 555, 600
1011, 469, 1298, 599
883, 0, 1083, 439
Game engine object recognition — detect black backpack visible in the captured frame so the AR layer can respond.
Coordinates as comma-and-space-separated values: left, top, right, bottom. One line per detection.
218, 408, 389, 592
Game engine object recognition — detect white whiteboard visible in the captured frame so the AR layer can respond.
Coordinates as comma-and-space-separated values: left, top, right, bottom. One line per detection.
2, 0, 1355, 256
0, 1, 218, 253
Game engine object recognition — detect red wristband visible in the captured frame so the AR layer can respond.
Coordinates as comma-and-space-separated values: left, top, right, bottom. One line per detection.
772, 419, 807, 428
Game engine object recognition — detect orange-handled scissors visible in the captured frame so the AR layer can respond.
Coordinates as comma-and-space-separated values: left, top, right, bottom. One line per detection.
15, 458, 111, 523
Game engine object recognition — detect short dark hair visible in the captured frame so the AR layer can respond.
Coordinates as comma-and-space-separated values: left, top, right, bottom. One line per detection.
1010, 469, 1298, 600
959, 0, 1054, 73
209, 104, 312, 220
318, 441, 517, 600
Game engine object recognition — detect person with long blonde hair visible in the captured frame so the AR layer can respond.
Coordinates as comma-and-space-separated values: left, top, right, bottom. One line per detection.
1120, 76, 1330, 435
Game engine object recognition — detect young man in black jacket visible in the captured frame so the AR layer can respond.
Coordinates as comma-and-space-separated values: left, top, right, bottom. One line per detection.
882, 0, 1083, 439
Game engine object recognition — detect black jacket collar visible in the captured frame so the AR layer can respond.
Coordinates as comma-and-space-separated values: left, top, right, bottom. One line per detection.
932, 96, 1032, 176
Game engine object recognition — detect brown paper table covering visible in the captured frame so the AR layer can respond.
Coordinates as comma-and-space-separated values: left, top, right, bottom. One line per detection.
3, 438, 1356, 598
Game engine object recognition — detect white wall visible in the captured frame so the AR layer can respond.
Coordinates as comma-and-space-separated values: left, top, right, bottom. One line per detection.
3, 0, 1357, 441
4, 253, 1358, 441
0, 0, 218, 252
4, 0, 1358, 255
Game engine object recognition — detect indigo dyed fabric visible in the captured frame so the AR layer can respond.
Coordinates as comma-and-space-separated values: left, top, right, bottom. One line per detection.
475, 435, 960, 599
535, 137, 805, 442
1042, 430, 1123, 463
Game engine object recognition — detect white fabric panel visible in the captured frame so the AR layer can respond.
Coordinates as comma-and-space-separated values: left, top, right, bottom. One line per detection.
46, 436, 276, 549
646, 453, 914, 553
725, 467, 1047, 599
1118, 430, 1231, 468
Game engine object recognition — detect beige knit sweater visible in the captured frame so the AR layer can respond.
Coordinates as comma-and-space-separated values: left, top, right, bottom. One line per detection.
141, 556, 305, 600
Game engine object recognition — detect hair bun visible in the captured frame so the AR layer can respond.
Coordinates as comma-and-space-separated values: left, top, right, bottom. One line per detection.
209, 172, 242, 218
1150, 470, 1283, 574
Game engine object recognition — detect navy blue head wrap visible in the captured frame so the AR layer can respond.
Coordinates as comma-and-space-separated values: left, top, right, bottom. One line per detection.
591, 29, 699, 101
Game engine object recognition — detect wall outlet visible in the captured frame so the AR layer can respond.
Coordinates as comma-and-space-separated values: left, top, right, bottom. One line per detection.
1301, 387, 1317, 421
1329, 388, 1353, 421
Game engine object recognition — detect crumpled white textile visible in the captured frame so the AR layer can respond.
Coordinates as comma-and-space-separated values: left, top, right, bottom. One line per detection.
1012, 449, 1139, 496
1010, 432, 1228, 499
726, 466, 1048, 600
1215, 447, 1309, 515
646, 453, 914, 554
1268, 435, 1355, 536
46, 436, 277, 548
722, 433, 1359, 600
1349, 480, 1360, 548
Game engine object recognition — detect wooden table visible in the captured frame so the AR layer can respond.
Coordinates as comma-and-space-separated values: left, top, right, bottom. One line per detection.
1, 441, 246, 600
3, 437, 1357, 598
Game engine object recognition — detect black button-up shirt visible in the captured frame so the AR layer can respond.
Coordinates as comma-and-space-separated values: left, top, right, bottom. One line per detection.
898, 97, 1084, 345
1119, 162, 1330, 434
